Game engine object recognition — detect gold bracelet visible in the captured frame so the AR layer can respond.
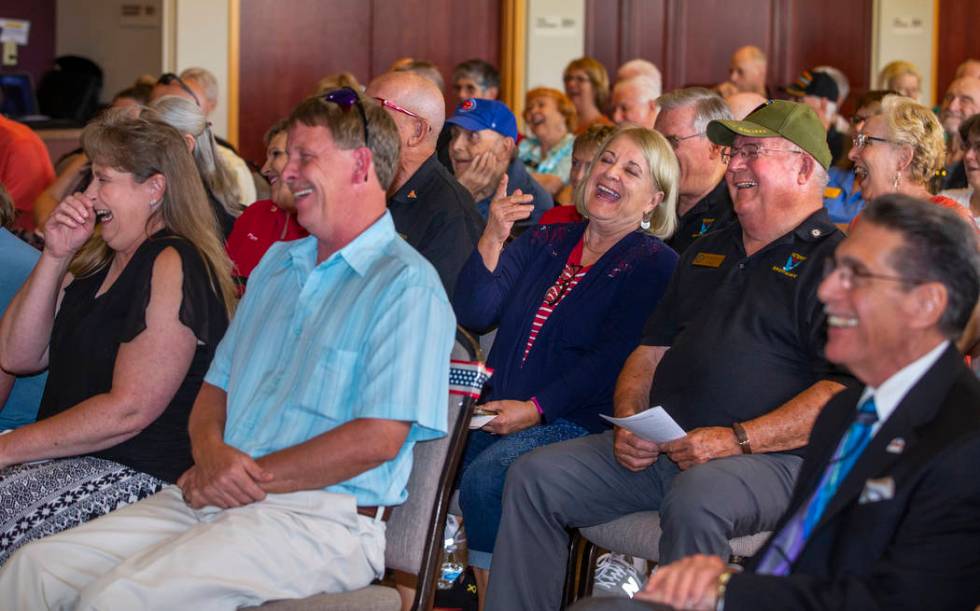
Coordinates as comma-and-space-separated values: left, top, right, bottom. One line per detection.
714, 570, 733, 611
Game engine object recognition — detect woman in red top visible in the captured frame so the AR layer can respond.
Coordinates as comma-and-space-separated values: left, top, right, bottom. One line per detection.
225, 120, 308, 290
848, 94, 975, 230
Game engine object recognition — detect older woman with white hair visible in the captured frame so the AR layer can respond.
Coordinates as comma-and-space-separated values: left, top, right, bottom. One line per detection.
143, 96, 242, 238
453, 125, 680, 601
849, 94, 975, 228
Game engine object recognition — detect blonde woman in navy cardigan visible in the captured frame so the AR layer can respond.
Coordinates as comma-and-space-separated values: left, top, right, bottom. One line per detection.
453, 126, 680, 598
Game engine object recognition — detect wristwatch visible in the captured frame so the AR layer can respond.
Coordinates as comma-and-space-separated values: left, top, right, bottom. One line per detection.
714, 570, 733, 611
732, 422, 752, 454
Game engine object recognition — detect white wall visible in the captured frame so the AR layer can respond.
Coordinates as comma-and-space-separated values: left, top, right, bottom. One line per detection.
525, 0, 585, 93
872, 0, 935, 105
167, 0, 230, 139
56, 0, 163, 103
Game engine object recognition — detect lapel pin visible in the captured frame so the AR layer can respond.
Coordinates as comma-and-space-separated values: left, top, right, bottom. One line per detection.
407, 190, 417, 199
885, 437, 905, 454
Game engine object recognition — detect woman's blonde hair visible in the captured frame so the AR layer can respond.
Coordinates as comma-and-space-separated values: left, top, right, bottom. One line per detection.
564, 57, 610, 111
574, 126, 679, 239
877, 60, 922, 92
880, 94, 946, 188
524, 87, 578, 133
73, 110, 237, 317
144, 96, 242, 218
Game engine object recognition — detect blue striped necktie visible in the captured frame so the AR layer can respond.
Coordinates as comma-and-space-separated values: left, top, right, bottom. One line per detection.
756, 396, 879, 576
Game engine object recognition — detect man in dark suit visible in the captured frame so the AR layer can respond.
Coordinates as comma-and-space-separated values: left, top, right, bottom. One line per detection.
572, 194, 980, 611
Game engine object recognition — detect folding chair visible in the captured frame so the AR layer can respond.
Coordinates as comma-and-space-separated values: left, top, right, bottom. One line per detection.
564, 511, 770, 605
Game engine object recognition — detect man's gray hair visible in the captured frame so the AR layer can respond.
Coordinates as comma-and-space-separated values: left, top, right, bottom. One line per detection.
862, 194, 980, 338
657, 87, 733, 133
618, 59, 661, 91
180, 67, 219, 106
619, 75, 661, 102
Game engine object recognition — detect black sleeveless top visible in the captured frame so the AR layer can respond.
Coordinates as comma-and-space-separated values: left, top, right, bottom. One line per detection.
38, 231, 229, 482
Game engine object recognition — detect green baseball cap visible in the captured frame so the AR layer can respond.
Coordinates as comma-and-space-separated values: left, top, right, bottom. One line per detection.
706, 99, 832, 169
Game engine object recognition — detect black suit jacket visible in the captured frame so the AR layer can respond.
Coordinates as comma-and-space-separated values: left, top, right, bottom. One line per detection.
726, 345, 980, 611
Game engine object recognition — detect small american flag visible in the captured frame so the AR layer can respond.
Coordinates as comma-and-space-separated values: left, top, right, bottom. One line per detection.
449, 360, 493, 398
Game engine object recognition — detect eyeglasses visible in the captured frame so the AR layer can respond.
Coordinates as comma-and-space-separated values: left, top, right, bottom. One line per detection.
544, 264, 583, 306
720, 143, 804, 163
321, 87, 369, 146
157, 73, 200, 107
664, 132, 704, 149
822, 257, 922, 290
851, 133, 899, 150
373, 96, 431, 132
964, 139, 980, 156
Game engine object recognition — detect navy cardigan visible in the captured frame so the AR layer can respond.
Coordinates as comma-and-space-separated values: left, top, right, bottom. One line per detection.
454, 222, 678, 432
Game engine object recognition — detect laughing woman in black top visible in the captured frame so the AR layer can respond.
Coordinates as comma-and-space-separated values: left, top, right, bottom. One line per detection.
0, 111, 236, 564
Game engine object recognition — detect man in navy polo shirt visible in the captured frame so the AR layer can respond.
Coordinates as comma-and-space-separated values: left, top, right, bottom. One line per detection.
446, 98, 552, 228
487, 101, 850, 611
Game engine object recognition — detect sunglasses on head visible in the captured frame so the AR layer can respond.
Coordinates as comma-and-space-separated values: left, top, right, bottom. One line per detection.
157, 73, 201, 107
321, 87, 369, 147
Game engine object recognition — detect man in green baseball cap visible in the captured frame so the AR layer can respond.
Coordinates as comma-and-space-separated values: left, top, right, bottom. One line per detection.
706, 99, 833, 255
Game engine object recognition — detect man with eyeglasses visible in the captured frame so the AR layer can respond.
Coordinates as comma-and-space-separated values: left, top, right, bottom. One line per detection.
939, 76, 980, 190
654, 88, 734, 254
365, 71, 484, 298
0, 90, 456, 609
572, 195, 980, 611
487, 100, 849, 611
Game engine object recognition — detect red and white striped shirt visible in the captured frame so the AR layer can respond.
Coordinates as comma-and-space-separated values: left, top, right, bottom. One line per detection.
522, 238, 591, 364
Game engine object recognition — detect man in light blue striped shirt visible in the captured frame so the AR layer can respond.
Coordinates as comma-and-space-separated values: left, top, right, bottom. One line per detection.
2, 90, 456, 610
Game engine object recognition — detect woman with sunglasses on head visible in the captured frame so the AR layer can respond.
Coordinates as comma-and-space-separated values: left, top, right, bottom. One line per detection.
849, 94, 975, 230
142, 96, 243, 238
0, 111, 235, 564
225, 119, 308, 291
453, 125, 680, 603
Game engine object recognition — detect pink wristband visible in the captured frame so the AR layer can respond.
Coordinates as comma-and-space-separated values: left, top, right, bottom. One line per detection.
530, 396, 544, 416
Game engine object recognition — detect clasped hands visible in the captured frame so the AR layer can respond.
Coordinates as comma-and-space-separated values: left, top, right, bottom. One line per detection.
614, 426, 741, 471
177, 440, 273, 509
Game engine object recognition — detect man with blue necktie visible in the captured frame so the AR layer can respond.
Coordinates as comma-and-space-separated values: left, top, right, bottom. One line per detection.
572, 194, 980, 610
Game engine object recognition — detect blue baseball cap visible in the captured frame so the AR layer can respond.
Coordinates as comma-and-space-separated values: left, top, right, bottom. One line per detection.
446, 98, 518, 140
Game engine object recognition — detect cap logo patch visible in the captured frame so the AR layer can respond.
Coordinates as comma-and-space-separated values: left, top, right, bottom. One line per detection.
460, 99, 476, 112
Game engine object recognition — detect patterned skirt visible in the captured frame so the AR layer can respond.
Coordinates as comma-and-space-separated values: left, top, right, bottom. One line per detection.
0, 456, 165, 565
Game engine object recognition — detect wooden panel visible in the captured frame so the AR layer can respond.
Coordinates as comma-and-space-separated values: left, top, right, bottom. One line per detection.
667, 0, 778, 90
239, 0, 372, 164
784, 0, 873, 113
238, 0, 501, 166
370, 0, 500, 97
0, 0, 56, 85
937, 0, 980, 104
584, 0, 620, 80
620, 0, 667, 77
585, 0, 873, 109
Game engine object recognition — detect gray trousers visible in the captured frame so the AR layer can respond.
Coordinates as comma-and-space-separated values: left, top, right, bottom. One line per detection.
484, 430, 801, 611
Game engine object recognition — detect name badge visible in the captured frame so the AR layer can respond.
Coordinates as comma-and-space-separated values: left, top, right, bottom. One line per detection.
692, 252, 726, 268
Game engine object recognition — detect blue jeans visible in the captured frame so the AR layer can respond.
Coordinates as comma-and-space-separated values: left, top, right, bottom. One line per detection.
458, 419, 589, 569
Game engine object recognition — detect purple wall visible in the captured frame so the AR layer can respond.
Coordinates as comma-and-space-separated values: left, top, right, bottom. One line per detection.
0, 0, 56, 84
